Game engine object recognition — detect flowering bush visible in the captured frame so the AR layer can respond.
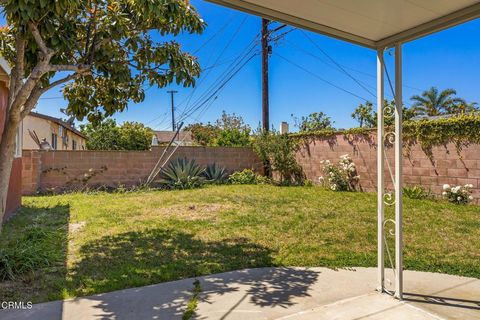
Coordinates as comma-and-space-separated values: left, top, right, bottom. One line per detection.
442, 184, 473, 204
319, 154, 360, 191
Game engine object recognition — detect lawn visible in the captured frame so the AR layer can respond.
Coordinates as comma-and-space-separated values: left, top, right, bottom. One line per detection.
1, 185, 479, 303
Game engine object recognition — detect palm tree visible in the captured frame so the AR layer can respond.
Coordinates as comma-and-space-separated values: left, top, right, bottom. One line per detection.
447, 101, 479, 115
410, 87, 466, 116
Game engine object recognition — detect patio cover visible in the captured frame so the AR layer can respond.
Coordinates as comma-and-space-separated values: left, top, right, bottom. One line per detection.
206, 0, 480, 48
207, 0, 480, 300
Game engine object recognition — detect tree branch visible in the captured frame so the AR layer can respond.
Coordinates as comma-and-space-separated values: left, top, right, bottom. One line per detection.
28, 22, 53, 56
49, 64, 90, 72
20, 71, 88, 119
13, 37, 26, 97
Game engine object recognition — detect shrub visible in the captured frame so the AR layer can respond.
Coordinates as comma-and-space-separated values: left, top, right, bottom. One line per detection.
319, 154, 359, 191
403, 185, 429, 199
204, 163, 229, 184
160, 158, 205, 190
229, 169, 266, 185
252, 130, 304, 185
442, 184, 473, 204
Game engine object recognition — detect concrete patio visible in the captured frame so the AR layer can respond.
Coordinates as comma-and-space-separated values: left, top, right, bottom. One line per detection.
1, 267, 479, 319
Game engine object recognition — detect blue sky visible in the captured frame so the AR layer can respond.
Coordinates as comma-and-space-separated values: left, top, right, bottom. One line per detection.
33, 0, 480, 131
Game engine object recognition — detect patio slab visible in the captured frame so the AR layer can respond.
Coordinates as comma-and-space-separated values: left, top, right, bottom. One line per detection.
1, 267, 479, 320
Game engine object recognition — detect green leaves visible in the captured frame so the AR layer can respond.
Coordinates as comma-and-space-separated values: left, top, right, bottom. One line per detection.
160, 158, 205, 190
80, 118, 154, 150
0, 0, 205, 122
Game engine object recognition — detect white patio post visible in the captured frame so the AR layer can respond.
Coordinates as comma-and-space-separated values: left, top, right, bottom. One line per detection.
376, 48, 385, 292
394, 43, 403, 300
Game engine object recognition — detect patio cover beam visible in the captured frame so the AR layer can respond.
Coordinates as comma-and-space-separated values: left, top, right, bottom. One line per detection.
206, 1, 480, 49
206, 0, 377, 48
377, 3, 480, 48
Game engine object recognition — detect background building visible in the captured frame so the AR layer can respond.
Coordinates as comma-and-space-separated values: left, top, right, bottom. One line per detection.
23, 112, 86, 150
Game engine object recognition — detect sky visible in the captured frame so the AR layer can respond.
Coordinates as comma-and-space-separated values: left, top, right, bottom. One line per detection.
30, 0, 480, 131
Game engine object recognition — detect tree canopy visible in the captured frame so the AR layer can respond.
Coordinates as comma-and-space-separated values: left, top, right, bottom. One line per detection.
80, 118, 154, 150
185, 111, 251, 147
410, 87, 473, 116
0, 0, 205, 224
296, 112, 334, 132
0, 0, 205, 123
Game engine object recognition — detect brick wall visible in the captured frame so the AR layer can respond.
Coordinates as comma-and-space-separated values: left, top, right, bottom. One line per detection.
22, 146, 262, 194
296, 133, 480, 202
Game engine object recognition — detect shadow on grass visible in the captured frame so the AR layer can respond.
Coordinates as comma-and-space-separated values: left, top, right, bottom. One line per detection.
65, 229, 318, 319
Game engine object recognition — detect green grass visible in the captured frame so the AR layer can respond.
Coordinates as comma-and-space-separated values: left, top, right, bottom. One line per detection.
0, 185, 479, 303
182, 280, 202, 320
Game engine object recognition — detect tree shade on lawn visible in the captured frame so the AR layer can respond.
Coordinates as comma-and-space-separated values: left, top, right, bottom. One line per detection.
0, 185, 478, 303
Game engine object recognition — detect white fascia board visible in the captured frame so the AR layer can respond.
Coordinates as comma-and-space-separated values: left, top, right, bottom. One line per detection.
206, 0, 377, 49
376, 2, 480, 48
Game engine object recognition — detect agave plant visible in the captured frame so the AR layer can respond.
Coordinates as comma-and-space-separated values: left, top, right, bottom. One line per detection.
160, 158, 205, 189
204, 163, 229, 184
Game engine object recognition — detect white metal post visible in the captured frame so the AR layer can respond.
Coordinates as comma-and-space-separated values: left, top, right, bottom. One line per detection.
376, 48, 385, 292
394, 43, 403, 300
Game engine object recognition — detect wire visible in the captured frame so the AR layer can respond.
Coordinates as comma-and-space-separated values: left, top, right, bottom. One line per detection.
193, 13, 235, 54
275, 52, 371, 103
176, 16, 250, 115
178, 52, 257, 123
301, 30, 376, 98
176, 31, 260, 121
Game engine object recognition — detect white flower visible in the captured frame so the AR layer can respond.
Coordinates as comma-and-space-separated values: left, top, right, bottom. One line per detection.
452, 186, 461, 194
442, 191, 448, 196
443, 184, 450, 190
457, 197, 462, 201
318, 176, 324, 182
465, 184, 474, 189
468, 195, 473, 200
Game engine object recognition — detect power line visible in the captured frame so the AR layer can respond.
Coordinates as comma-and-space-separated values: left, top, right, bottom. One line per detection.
177, 31, 260, 121
286, 36, 423, 94
300, 30, 376, 98
178, 52, 258, 123
275, 52, 371, 103
193, 13, 235, 54
176, 16, 250, 117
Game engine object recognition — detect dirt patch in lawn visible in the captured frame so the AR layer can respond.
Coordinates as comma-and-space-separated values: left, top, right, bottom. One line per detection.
142, 203, 236, 221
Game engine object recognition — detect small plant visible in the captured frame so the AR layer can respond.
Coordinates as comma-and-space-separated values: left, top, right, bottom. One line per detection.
229, 169, 265, 185
204, 163, 229, 184
160, 158, 205, 190
303, 179, 314, 187
319, 154, 359, 191
442, 184, 473, 204
403, 185, 429, 199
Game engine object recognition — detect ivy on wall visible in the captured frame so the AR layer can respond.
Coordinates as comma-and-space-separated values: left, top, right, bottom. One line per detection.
403, 114, 480, 160
288, 114, 480, 161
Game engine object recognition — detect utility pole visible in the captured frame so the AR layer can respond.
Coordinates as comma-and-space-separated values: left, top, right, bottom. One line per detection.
167, 90, 178, 131
261, 18, 270, 132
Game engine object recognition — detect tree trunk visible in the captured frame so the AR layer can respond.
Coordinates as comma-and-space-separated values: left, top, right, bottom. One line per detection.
0, 111, 20, 232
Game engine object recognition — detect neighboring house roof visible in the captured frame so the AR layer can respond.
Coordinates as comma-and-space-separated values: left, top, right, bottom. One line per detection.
154, 130, 193, 143
28, 111, 86, 139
